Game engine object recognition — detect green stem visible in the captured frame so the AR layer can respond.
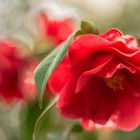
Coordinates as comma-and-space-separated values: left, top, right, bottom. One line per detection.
63, 124, 74, 140
98, 130, 113, 140
33, 96, 58, 140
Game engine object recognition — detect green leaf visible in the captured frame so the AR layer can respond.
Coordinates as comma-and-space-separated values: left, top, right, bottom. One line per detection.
34, 32, 76, 108
33, 96, 58, 140
34, 46, 60, 108
76, 20, 99, 36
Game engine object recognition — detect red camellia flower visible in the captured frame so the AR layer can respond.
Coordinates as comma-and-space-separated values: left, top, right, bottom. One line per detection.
0, 40, 27, 103
48, 28, 140, 131
39, 12, 75, 45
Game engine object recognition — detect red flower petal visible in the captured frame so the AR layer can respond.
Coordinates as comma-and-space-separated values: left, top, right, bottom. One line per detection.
85, 78, 118, 124
97, 57, 136, 78
121, 35, 139, 49
116, 95, 140, 131
57, 72, 84, 118
76, 53, 113, 93
68, 35, 112, 67
68, 35, 139, 69
100, 28, 122, 41
49, 56, 70, 94
81, 118, 116, 131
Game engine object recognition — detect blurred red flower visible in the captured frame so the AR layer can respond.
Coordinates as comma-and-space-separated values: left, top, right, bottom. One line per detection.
49, 28, 140, 131
0, 40, 27, 103
21, 60, 38, 101
39, 12, 75, 45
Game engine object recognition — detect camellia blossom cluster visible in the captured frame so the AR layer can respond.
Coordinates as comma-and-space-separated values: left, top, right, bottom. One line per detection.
49, 28, 140, 131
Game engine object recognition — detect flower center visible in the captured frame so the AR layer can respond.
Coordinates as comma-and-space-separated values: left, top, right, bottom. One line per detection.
105, 73, 125, 91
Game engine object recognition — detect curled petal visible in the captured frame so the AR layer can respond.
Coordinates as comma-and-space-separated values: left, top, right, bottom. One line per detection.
76, 54, 113, 93
69, 34, 112, 67
100, 28, 122, 41
68, 35, 139, 69
119, 35, 139, 49
100, 29, 139, 49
